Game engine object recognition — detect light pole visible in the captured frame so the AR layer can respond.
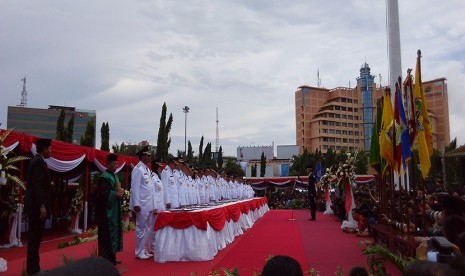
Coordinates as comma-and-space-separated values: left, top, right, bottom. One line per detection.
182, 106, 190, 155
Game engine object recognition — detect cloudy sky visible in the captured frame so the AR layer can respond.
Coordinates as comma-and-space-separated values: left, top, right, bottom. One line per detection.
1, 0, 464, 156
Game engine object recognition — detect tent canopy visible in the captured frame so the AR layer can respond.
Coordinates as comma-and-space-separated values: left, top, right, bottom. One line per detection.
245, 175, 375, 190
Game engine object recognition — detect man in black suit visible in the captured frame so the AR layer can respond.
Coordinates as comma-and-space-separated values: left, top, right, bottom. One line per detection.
307, 166, 317, 221
25, 138, 52, 275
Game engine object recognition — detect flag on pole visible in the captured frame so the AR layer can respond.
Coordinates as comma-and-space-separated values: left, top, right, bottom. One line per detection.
379, 88, 396, 170
395, 81, 412, 170
413, 50, 432, 179
403, 69, 416, 147
315, 162, 323, 182
369, 97, 383, 173
393, 82, 402, 173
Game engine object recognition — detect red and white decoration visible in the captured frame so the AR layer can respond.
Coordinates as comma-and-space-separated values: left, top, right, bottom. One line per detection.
0, 130, 139, 236
153, 197, 268, 262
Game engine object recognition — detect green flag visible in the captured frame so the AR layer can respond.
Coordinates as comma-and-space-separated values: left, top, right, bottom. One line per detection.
369, 97, 383, 173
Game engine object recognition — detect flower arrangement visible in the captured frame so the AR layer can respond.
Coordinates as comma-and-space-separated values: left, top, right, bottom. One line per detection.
0, 129, 29, 218
318, 167, 333, 190
336, 151, 358, 186
69, 188, 84, 215
121, 189, 131, 215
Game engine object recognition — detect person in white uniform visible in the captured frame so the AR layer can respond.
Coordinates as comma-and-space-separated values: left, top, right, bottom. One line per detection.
129, 146, 155, 260
160, 160, 179, 209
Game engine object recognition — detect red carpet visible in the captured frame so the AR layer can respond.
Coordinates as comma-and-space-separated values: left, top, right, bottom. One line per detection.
0, 210, 401, 275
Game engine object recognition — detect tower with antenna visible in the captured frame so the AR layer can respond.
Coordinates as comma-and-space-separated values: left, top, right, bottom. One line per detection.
317, 69, 321, 87
18, 77, 28, 107
215, 107, 219, 152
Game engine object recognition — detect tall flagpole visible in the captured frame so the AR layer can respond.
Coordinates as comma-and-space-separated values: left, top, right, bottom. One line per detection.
387, 0, 402, 91
386, 0, 403, 194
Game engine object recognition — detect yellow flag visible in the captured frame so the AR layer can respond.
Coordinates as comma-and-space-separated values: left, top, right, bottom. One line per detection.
379, 89, 395, 170
413, 50, 432, 179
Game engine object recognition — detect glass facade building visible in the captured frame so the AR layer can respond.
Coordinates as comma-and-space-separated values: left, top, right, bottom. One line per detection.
7, 105, 96, 146
356, 63, 375, 152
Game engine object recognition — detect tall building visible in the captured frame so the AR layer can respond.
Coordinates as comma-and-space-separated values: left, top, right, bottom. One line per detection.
421, 78, 450, 151
357, 63, 376, 151
7, 105, 96, 145
295, 85, 364, 153
295, 65, 450, 154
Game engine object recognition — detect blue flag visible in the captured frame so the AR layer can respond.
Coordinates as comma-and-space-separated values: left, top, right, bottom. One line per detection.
315, 162, 323, 181
396, 84, 412, 169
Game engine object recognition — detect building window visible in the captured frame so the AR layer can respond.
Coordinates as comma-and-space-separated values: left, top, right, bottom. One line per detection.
347, 99, 353, 103
355, 139, 359, 144
349, 131, 354, 135
341, 98, 347, 103
354, 100, 358, 104
336, 138, 341, 142
336, 130, 341, 134
343, 138, 348, 143
342, 130, 348, 135
323, 145, 329, 150
329, 129, 335, 134
335, 122, 341, 126
336, 146, 342, 150
329, 121, 335, 126
355, 131, 360, 136
329, 113, 335, 118
341, 106, 347, 111
354, 108, 358, 112
335, 114, 340, 118
349, 139, 354, 143
342, 114, 347, 119
354, 124, 359, 128
342, 122, 347, 127
348, 107, 353, 112
335, 106, 341, 110
348, 115, 353, 120
322, 121, 327, 125
322, 129, 328, 133
348, 123, 353, 127
354, 116, 359, 120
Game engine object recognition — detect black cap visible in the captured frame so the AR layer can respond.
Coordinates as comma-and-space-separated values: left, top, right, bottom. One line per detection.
107, 153, 118, 162
36, 138, 52, 152
136, 145, 151, 157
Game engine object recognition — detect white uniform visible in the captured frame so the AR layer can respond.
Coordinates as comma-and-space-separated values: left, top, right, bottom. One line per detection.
161, 165, 180, 209
130, 161, 156, 258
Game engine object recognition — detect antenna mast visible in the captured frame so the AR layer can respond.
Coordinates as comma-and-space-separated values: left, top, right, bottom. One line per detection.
215, 107, 219, 152
317, 69, 321, 87
19, 77, 28, 107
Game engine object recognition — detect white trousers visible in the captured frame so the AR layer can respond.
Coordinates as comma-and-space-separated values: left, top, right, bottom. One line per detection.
135, 210, 155, 256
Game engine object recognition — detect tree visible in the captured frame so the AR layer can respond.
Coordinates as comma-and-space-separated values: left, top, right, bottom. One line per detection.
155, 102, 173, 162
64, 113, 74, 143
198, 136, 204, 162
80, 119, 95, 147
445, 138, 461, 188
56, 109, 66, 141
217, 146, 223, 170
223, 159, 245, 177
100, 122, 110, 151
187, 140, 194, 162
354, 151, 368, 175
251, 163, 257, 177
260, 152, 266, 177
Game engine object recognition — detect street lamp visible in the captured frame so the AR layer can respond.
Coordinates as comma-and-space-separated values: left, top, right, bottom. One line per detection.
182, 106, 190, 155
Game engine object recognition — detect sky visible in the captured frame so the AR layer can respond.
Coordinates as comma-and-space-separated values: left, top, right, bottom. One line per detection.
1, 0, 465, 157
